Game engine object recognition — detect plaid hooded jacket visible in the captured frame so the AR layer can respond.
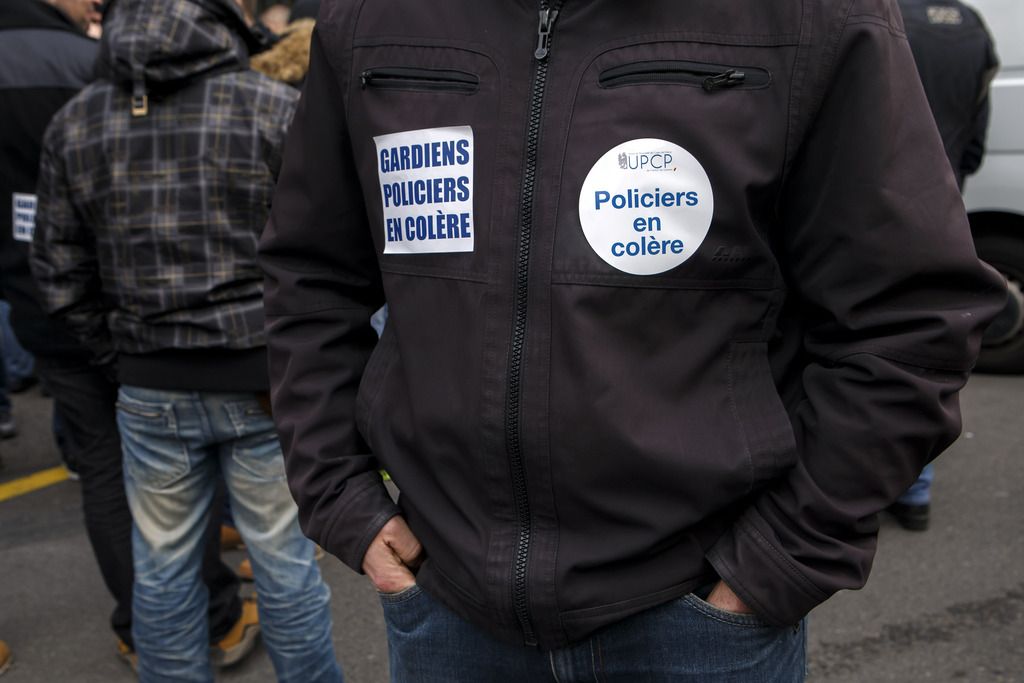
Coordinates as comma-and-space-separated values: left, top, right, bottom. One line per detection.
31, 0, 298, 387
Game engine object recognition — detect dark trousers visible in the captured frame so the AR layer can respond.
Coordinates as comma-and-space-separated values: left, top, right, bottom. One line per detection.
36, 357, 242, 646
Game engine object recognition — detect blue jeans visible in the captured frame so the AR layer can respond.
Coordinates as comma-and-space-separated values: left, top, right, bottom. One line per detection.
118, 386, 343, 683
0, 299, 35, 383
897, 463, 934, 506
381, 585, 806, 682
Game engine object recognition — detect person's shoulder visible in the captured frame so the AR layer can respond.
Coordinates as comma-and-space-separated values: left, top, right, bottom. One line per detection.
47, 81, 112, 128
953, 1, 989, 28
810, 0, 905, 24
39, 81, 103, 156
234, 68, 300, 103
804, 0, 907, 39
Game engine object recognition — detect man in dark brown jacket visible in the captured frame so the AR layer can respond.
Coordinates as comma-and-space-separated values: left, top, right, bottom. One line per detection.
260, 0, 1005, 679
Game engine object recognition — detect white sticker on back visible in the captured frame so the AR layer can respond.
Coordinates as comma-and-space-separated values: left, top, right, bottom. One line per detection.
578, 139, 714, 275
374, 126, 474, 254
12, 193, 37, 243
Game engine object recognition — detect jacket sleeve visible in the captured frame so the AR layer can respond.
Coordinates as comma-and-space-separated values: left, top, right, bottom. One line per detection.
30, 117, 115, 366
258, 23, 400, 573
708, 9, 1006, 626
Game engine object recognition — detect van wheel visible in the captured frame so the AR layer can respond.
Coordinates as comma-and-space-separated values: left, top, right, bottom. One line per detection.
975, 234, 1024, 374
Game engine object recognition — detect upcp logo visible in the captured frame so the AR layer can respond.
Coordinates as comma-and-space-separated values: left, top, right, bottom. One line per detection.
617, 151, 676, 172
579, 138, 714, 276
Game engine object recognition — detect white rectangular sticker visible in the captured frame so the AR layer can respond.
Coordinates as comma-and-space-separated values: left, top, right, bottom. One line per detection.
374, 125, 474, 254
12, 193, 37, 243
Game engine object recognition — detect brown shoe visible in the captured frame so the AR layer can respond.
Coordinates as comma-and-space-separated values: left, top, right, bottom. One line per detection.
220, 525, 245, 551
210, 597, 260, 667
236, 557, 254, 582
116, 639, 138, 673
0, 640, 11, 677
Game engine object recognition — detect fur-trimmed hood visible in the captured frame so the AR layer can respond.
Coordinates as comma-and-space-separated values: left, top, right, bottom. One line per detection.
250, 19, 314, 87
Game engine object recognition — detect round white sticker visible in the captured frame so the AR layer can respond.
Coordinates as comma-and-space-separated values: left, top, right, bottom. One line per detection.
578, 138, 714, 275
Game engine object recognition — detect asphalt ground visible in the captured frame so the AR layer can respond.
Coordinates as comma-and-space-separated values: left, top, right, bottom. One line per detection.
1, 373, 1021, 682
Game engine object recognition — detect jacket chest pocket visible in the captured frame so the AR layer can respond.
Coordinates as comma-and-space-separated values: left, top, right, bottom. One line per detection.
553, 42, 795, 290
349, 45, 501, 280
360, 66, 479, 94
598, 60, 771, 92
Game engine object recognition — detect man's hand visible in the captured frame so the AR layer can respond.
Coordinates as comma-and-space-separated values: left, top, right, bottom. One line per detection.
362, 516, 423, 594
706, 580, 754, 614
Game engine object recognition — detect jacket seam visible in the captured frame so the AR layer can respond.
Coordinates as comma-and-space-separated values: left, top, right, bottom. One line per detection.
359, 330, 396, 441
847, 14, 906, 38
379, 264, 489, 283
738, 514, 827, 602
726, 343, 756, 496
424, 560, 492, 612
550, 278, 778, 292
778, 0, 813, 207
829, 346, 974, 373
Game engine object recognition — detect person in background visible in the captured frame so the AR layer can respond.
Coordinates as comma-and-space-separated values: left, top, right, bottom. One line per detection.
261, 1, 1003, 680
0, 351, 15, 440
32, 0, 342, 680
891, 0, 999, 531
250, 1, 317, 88
0, 300, 36, 394
258, 3, 289, 34
288, 0, 319, 22
43, 0, 101, 33
0, 0, 259, 671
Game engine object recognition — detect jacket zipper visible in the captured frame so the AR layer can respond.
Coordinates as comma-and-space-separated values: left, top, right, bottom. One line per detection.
506, 0, 563, 648
599, 60, 771, 92
360, 66, 479, 93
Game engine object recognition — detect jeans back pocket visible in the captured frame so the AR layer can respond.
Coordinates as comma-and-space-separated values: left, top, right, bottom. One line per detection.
117, 391, 190, 490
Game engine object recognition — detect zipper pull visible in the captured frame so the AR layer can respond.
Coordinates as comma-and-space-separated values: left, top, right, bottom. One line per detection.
702, 69, 745, 92
534, 8, 560, 60
360, 70, 373, 88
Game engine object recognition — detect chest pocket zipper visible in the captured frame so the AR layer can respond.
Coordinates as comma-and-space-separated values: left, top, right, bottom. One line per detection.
360, 66, 480, 94
599, 60, 771, 92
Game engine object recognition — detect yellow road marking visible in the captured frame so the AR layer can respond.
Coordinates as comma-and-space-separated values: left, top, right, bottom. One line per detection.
0, 466, 69, 502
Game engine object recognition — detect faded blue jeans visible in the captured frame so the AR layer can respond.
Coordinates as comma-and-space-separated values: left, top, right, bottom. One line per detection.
897, 463, 935, 506
381, 585, 806, 682
118, 386, 343, 683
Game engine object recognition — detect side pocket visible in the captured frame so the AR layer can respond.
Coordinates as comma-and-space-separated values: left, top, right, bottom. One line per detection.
728, 341, 798, 486
117, 392, 190, 490
378, 584, 431, 639
681, 593, 773, 629
224, 398, 285, 481
378, 583, 423, 605
355, 325, 399, 447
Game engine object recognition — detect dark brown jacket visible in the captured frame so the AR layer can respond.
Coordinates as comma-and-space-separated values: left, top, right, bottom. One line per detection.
260, 0, 1006, 649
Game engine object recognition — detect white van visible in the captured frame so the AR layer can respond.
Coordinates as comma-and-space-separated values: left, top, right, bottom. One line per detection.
963, 0, 1024, 372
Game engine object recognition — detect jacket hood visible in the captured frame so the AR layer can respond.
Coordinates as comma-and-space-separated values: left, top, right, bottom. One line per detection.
0, 0, 84, 33
98, 0, 250, 90
250, 19, 314, 86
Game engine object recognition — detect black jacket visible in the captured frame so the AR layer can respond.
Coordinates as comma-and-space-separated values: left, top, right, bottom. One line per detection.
31, 0, 299, 391
898, 0, 999, 186
260, 0, 1006, 649
0, 0, 96, 360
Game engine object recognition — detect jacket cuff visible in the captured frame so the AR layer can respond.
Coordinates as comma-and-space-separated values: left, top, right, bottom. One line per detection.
320, 476, 401, 573
707, 507, 828, 626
